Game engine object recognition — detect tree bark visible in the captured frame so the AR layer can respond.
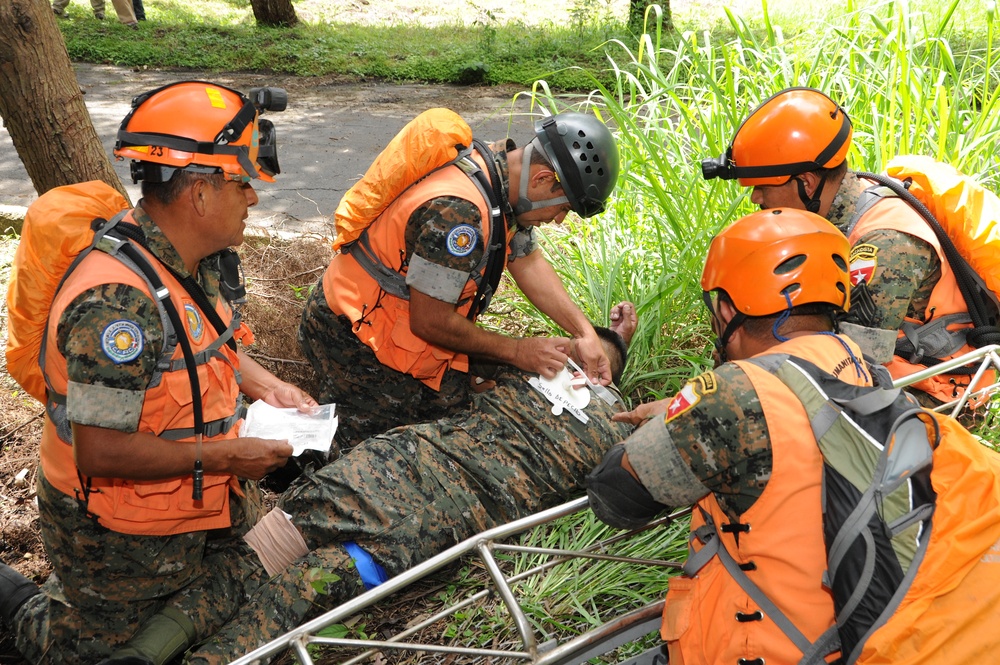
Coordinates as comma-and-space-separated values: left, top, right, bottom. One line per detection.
250, 0, 298, 27
629, 0, 672, 34
0, 0, 129, 201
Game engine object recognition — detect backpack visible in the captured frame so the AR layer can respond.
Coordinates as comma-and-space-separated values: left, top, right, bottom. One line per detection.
6, 181, 132, 402
692, 353, 1000, 664
6, 181, 242, 408
333, 107, 508, 320
850, 156, 1000, 353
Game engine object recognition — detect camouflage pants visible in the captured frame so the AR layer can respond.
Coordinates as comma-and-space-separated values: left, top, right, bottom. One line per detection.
185, 390, 628, 664
297, 279, 471, 447
13, 469, 268, 665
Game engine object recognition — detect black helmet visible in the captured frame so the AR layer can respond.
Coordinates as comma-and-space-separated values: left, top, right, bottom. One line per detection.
520, 112, 620, 218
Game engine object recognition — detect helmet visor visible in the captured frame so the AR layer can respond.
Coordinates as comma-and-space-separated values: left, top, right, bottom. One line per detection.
574, 195, 606, 218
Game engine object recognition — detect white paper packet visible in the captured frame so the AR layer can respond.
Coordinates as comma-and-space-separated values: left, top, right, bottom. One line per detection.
241, 401, 338, 456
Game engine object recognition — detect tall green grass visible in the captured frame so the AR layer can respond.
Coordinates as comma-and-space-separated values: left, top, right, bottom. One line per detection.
513, 0, 1000, 406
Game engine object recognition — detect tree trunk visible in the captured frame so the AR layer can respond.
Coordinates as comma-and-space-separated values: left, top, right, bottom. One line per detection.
629, 0, 672, 34
250, 0, 298, 27
0, 0, 129, 201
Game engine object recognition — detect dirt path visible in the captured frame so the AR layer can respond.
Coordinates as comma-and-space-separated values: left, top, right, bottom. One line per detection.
0, 63, 538, 236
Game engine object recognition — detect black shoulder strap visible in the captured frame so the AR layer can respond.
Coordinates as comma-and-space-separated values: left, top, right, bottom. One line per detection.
465, 138, 509, 320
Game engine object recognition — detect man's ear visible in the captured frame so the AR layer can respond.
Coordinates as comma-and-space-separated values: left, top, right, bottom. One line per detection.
190, 178, 209, 216
796, 171, 823, 198
716, 298, 739, 328
531, 167, 561, 193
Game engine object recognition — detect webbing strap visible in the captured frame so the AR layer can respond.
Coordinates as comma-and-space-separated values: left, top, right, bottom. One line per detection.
158, 403, 246, 441
347, 233, 410, 299
896, 313, 972, 363
163, 328, 239, 374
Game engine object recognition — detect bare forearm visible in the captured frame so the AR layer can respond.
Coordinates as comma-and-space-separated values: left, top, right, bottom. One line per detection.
509, 251, 592, 337
237, 350, 283, 400
409, 289, 571, 377
72, 424, 292, 481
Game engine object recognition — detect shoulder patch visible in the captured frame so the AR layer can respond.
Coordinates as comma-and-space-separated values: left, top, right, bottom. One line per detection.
664, 373, 713, 424
689, 371, 718, 396
849, 243, 879, 286
446, 224, 478, 257
102, 320, 144, 364
184, 302, 205, 343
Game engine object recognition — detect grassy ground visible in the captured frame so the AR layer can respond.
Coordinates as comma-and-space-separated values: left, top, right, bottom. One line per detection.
52, 0, 994, 89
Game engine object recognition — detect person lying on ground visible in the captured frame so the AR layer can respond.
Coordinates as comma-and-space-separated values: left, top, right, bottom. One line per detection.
105, 310, 635, 665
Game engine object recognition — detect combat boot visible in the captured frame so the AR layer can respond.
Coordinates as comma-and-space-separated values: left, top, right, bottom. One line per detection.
0, 562, 40, 626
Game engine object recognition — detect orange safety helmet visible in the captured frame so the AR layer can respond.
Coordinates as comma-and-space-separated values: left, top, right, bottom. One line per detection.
702, 208, 851, 317
701, 87, 852, 187
114, 80, 285, 184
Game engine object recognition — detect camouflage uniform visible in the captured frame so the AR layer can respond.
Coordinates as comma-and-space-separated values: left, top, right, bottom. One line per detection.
12, 206, 268, 664
827, 172, 940, 335
299, 141, 539, 447
186, 364, 632, 664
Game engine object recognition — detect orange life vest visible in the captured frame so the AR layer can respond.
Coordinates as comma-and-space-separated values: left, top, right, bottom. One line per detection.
40, 217, 245, 536
849, 186, 994, 403
660, 334, 869, 665
322, 154, 506, 390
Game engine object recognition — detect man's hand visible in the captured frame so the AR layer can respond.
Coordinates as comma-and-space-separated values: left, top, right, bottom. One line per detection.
260, 382, 319, 412
609, 301, 637, 346
227, 437, 294, 480
573, 333, 613, 386
612, 398, 671, 426
512, 336, 571, 379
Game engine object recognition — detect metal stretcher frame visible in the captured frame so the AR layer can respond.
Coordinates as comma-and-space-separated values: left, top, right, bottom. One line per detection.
230, 499, 690, 665
890, 343, 1000, 417
231, 345, 1000, 665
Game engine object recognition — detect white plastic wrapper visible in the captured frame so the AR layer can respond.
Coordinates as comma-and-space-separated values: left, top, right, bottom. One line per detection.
241, 401, 338, 456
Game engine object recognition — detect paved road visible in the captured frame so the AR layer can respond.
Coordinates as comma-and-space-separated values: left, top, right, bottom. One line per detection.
0, 63, 538, 236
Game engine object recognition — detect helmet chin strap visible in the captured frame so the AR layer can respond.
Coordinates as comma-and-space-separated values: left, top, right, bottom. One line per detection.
795, 172, 829, 214
513, 139, 570, 216
703, 291, 745, 364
